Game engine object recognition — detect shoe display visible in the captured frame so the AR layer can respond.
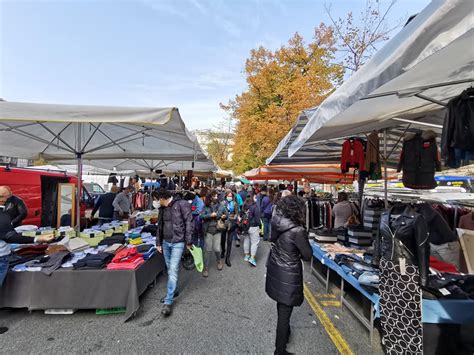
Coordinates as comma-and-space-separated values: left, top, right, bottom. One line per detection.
248, 257, 257, 267
161, 304, 172, 317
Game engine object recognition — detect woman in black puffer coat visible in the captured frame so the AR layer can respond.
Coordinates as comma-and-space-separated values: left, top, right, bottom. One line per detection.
266, 195, 312, 355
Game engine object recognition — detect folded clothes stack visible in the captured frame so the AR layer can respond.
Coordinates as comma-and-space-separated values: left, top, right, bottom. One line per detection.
59, 236, 90, 253
312, 228, 339, 243
136, 244, 157, 260
107, 247, 144, 270
347, 227, 373, 247
127, 232, 143, 246
73, 252, 114, 270
104, 243, 126, 254
25, 251, 72, 276
98, 234, 126, 246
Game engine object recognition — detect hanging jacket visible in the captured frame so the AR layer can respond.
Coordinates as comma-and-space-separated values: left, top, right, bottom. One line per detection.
441, 88, 474, 168
265, 211, 312, 307
378, 204, 429, 287
364, 132, 382, 179
341, 138, 365, 173
397, 130, 441, 189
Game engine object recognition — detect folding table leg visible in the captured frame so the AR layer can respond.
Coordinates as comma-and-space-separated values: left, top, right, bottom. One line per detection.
325, 267, 330, 293
340, 278, 344, 309
369, 303, 374, 346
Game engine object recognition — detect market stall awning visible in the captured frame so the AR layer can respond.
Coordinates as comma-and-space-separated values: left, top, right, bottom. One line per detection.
289, 0, 474, 157
265, 108, 316, 165
0, 101, 211, 166
244, 164, 398, 184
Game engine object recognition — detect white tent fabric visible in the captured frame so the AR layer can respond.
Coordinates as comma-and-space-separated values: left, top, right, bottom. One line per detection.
0, 101, 210, 164
289, 0, 474, 156
0, 101, 216, 230
26, 164, 133, 176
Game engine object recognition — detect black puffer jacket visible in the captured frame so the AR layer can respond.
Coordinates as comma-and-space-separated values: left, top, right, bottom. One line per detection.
265, 212, 312, 307
397, 130, 441, 189
378, 204, 430, 286
155, 195, 193, 246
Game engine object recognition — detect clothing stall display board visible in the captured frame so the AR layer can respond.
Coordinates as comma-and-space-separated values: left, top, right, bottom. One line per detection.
0, 253, 165, 321
310, 241, 474, 345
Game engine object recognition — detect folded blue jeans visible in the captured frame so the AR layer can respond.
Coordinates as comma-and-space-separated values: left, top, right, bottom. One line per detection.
0, 255, 9, 287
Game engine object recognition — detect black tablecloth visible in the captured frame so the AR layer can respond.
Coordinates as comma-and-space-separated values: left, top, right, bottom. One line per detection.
0, 253, 165, 321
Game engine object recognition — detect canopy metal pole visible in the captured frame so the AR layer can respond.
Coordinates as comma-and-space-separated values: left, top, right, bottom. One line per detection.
76, 123, 83, 235
383, 129, 388, 208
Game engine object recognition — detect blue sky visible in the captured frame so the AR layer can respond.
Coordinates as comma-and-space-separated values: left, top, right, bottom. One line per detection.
0, 0, 430, 130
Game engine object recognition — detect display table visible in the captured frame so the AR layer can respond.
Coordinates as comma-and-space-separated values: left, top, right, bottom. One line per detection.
0, 253, 165, 321
310, 241, 474, 343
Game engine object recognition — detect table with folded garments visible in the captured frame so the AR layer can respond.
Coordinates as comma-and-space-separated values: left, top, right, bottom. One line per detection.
0, 222, 164, 321
310, 241, 474, 348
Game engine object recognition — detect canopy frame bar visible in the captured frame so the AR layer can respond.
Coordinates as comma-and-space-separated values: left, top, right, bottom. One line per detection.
0, 122, 75, 153
391, 117, 443, 129
37, 122, 76, 152
360, 79, 474, 101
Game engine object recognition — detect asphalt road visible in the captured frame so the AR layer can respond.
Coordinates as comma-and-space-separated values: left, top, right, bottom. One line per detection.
0, 242, 382, 354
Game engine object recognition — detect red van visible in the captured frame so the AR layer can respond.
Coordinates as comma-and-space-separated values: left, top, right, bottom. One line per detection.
0, 166, 94, 227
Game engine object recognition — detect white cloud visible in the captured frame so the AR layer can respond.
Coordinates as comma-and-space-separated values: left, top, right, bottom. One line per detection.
189, 0, 208, 15
138, 0, 189, 20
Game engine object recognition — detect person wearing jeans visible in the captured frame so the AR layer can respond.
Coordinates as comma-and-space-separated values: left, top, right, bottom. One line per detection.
201, 191, 223, 277
0, 252, 9, 335
155, 189, 193, 317
243, 193, 261, 267
162, 240, 185, 305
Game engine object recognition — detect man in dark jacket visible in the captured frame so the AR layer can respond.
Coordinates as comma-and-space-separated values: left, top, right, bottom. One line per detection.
0, 186, 28, 227
257, 186, 272, 241
265, 196, 312, 355
155, 189, 193, 317
91, 185, 119, 224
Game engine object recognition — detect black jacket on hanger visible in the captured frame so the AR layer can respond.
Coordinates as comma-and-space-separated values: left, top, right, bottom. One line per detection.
441, 88, 474, 168
378, 204, 430, 286
397, 130, 441, 189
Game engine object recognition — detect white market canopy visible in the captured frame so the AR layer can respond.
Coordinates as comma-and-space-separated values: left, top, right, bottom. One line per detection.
266, 108, 315, 165
289, 0, 474, 157
0, 101, 214, 170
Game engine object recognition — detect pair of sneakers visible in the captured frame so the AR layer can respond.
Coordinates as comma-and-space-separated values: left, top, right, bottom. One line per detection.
244, 255, 257, 267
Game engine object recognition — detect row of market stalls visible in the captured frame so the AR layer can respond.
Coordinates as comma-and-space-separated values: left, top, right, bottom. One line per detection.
0, 102, 226, 319
245, 0, 474, 353
0, 101, 225, 228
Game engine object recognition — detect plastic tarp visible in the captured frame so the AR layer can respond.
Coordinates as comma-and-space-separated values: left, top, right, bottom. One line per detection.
0, 101, 213, 169
289, 0, 474, 157
244, 164, 398, 184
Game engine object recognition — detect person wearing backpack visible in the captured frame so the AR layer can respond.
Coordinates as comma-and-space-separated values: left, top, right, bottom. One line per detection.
257, 186, 273, 241
242, 193, 261, 267
200, 191, 223, 277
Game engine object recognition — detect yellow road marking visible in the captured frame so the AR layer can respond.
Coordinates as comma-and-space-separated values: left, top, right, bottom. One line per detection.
304, 284, 354, 355
315, 293, 337, 299
320, 300, 342, 307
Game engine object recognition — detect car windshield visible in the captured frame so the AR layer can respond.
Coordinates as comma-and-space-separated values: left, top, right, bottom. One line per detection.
84, 183, 105, 194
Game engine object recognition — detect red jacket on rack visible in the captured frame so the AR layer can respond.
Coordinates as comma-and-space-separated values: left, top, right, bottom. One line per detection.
341, 139, 365, 173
